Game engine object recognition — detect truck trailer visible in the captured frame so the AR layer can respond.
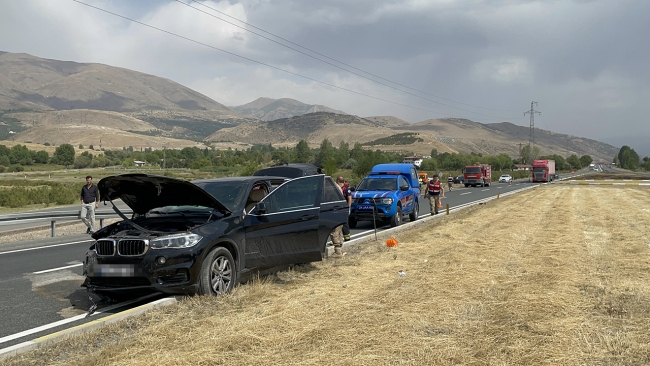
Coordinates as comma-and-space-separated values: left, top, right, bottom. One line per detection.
532, 159, 556, 183
463, 164, 491, 187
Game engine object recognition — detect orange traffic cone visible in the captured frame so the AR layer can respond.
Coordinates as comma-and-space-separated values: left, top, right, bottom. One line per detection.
438, 200, 443, 209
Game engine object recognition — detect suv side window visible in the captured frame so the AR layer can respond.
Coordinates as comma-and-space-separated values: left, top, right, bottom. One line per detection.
323, 177, 344, 203
261, 176, 322, 214
399, 176, 409, 190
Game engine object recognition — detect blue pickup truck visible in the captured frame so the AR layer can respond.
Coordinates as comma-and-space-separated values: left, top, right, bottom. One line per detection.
349, 164, 420, 228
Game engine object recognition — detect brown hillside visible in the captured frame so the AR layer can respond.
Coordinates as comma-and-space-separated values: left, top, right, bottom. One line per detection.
364, 116, 411, 128
0, 52, 236, 115
206, 112, 388, 145
208, 113, 618, 159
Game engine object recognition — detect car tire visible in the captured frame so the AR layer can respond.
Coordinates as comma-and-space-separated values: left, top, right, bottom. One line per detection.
390, 206, 402, 227
409, 201, 419, 222
465, 184, 469, 188
198, 247, 236, 296
348, 217, 357, 228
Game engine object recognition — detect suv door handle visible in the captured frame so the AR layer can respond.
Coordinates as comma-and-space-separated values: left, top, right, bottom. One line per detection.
300, 214, 317, 221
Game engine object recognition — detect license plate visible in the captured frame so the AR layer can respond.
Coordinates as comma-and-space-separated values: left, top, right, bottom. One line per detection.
93, 264, 136, 277
357, 205, 374, 210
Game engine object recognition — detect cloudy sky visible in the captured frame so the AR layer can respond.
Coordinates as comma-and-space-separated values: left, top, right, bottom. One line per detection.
1, 0, 648, 155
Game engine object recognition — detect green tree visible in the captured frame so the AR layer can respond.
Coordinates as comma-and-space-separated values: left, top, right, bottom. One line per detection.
74, 155, 92, 169
337, 141, 349, 165
323, 156, 338, 176
78, 144, 84, 149
430, 148, 438, 157
644, 157, 650, 171
353, 150, 387, 178
0, 145, 10, 157
315, 139, 334, 167
350, 142, 365, 161
420, 158, 437, 171
52, 144, 75, 167
566, 154, 581, 169
295, 140, 311, 163
9, 145, 32, 165
34, 150, 49, 164
617, 145, 640, 170
579, 155, 593, 167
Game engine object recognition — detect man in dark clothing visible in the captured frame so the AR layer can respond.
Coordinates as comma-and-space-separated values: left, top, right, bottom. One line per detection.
337, 176, 352, 241
80, 175, 99, 233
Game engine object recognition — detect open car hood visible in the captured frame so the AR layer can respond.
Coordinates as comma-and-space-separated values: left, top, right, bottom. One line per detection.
98, 174, 230, 215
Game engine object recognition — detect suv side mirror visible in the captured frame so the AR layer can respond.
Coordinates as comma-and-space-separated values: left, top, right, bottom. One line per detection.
255, 202, 267, 214
349, 186, 356, 192
400, 185, 409, 191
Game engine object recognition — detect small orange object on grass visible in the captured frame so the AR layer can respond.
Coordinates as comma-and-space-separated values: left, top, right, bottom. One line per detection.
386, 237, 398, 247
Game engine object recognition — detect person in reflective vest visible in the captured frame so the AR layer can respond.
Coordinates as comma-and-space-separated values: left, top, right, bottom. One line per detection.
427, 175, 444, 215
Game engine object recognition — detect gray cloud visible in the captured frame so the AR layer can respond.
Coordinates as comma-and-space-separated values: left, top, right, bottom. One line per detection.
0, 0, 648, 155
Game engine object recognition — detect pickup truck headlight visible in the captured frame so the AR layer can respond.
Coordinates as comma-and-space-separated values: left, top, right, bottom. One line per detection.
150, 234, 203, 249
379, 198, 393, 205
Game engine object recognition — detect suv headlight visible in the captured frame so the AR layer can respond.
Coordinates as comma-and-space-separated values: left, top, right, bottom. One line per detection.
150, 234, 203, 249
379, 198, 393, 205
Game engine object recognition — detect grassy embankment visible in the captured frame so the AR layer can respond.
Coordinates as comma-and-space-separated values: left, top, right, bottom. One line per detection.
5, 185, 650, 365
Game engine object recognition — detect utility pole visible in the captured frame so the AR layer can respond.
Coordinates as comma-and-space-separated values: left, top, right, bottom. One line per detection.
524, 101, 541, 163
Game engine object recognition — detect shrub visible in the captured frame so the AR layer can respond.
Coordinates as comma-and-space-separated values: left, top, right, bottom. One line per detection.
0, 188, 29, 208
8, 164, 24, 172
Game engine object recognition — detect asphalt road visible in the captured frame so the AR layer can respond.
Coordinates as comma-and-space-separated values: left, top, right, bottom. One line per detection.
0, 172, 588, 348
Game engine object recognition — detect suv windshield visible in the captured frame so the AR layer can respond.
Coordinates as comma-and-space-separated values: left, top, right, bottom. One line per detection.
193, 181, 249, 211
533, 167, 547, 173
357, 178, 397, 191
465, 167, 481, 174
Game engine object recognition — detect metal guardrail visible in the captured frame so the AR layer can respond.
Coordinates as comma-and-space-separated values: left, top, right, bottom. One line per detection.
0, 209, 132, 237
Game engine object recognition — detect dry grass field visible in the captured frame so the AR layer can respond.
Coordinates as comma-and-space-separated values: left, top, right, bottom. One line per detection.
5, 185, 650, 365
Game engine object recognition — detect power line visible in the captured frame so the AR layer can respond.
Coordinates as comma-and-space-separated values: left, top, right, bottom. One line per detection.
178, 0, 518, 116
70, 0, 508, 122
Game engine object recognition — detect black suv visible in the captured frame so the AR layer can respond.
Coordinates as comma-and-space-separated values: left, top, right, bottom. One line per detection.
83, 173, 348, 298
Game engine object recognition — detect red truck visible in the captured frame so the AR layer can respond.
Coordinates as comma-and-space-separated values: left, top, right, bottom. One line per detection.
532, 159, 556, 183
464, 164, 491, 187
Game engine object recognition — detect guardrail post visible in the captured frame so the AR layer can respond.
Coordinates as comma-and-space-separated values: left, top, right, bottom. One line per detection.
446, 203, 449, 215
51, 220, 56, 237
100, 218, 104, 229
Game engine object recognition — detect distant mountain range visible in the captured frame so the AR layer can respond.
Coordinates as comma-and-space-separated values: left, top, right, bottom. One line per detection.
0, 51, 622, 160
230, 97, 347, 121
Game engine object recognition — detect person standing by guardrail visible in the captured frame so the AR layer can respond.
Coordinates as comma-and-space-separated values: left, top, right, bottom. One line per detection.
80, 175, 99, 234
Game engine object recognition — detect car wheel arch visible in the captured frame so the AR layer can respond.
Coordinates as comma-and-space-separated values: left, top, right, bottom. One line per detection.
201, 239, 239, 270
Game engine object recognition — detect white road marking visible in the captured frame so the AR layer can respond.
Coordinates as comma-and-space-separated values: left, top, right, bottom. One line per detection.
0, 240, 92, 256
460, 192, 471, 195
33, 263, 83, 274
481, 189, 489, 191
0, 294, 161, 345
